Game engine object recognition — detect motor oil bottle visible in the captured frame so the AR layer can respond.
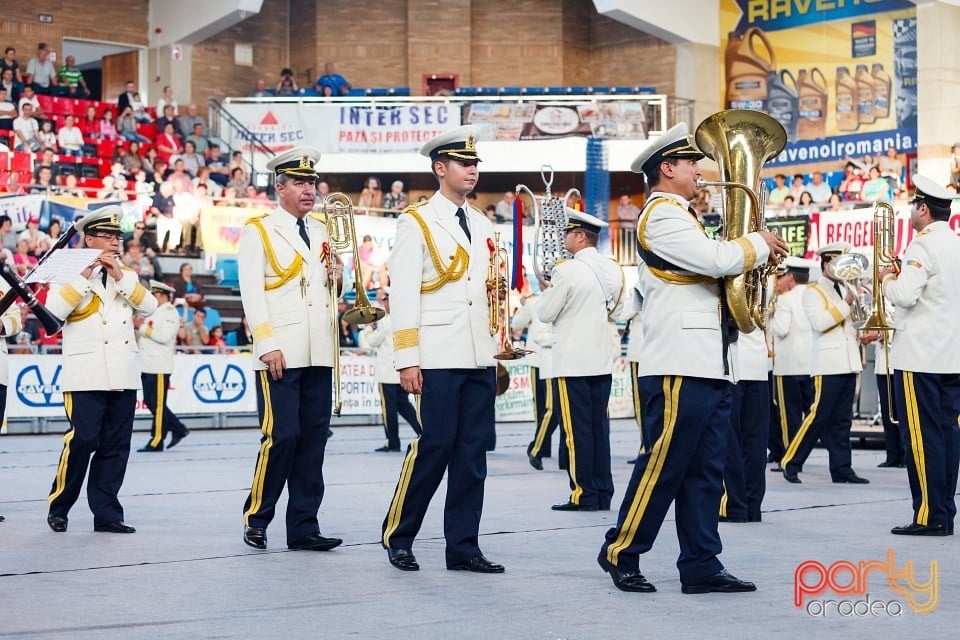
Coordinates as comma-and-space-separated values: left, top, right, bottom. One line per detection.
836, 66, 858, 132
872, 63, 891, 119
856, 64, 875, 125
725, 27, 775, 111
797, 68, 828, 139
768, 69, 799, 141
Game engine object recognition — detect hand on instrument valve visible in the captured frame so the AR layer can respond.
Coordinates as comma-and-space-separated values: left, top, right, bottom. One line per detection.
843, 288, 856, 305
261, 349, 287, 381
758, 230, 788, 265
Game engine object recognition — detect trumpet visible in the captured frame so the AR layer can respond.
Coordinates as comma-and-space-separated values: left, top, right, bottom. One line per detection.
322, 192, 385, 415
487, 232, 532, 361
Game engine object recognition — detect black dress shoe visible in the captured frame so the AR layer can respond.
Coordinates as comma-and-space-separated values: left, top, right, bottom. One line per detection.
387, 548, 419, 571
288, 532, 343, 551
769, 465, 784, 473
0, 515, 4, 522
890, 522, 951, 536
244, 526, 267, 549
877, 461, 901, 468
598, 498, 611, 511
627, 458, 638, 464
681, 569, 756, 594
447, 554, 505, 573
597, 551, 656, 592
94, 521, 136, 533
551, 500, 598, 512
138, 444, 163, 452
374, 445, 401, 452
782, 470, 801, 484
47, 514, 68, 532
168, 429, 189, 449
719, 515, 748, 523
834, 473, 869, 484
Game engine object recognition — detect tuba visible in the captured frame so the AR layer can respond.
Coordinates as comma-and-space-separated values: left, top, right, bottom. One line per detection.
322, 193, 385, 415
860, 201, 898, 422
519, 165, 576, 283
487, 231, 532, 360
695, 109, 787, 332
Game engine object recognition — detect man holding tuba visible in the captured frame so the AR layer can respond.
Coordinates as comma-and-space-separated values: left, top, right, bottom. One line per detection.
880, 175, 960, 536
237, 146, 344, 552
780, 243, 870, 486
598, 122, 786, 595
381, 125, 505, 574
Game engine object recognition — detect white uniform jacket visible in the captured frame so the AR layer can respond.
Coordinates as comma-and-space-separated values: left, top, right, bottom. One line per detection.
238, 206, 336, 370
735, 328, 769, 382
364, 313, 400, 385
537, 247, 625, 378
388, 192, 497, 370
138, 302, 180, 375
633, 192, 771, 381
883, 220, 960, 373
801, 277, 862, 375
512, 293, 554, 377
770, 284, 813, 376
0, 296, 21, 387
48, 268, 158, 391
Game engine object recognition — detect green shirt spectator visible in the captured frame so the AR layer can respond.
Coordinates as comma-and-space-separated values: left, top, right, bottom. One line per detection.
57, 56, 89, 98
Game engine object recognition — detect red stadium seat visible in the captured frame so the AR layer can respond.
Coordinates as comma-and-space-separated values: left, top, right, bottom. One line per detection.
36, 94, 55, 115
97, 139, 118, 159
9, 151, 33, 174
137, 122, 157, 141
98, 158, 110, 178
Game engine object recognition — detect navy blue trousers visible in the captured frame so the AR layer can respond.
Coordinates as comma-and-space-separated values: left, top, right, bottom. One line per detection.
722, 379, 769, 522
772, 374, 813, 463
630, 362, 651, 453
556, 374, 613, 509
141, 372, 189, 449
782, 374, 856, 481
381, 367, 495, 564
48, 389, 137, 525
242, 367, 332, 544
378, 382, 422, 450
893, 370, 960, 527
877, 374, 905, 465
528, 368, 568, 466
601, 376, 730, 584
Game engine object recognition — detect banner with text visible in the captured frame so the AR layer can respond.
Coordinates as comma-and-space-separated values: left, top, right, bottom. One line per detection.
464, 101, 649, 141
808, 208, 960, 257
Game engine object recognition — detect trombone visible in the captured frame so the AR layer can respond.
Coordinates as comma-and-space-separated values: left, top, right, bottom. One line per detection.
322, 192, 385, 415
488, 231, 532, 361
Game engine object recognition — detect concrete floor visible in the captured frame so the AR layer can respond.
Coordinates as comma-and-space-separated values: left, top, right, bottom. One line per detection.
0, 419, 956, 639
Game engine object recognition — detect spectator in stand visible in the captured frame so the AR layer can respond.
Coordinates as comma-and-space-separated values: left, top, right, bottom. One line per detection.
779, 194, 797, 217
79, 105, 99, 138
878, 145, 903, 195
45, 218, 63, 243
316, 62, 351, 96
382, 180, 407, 217
838, 162, 864, 202
121, 239, 154, 283
949, 142, 960, 187
227, 166, 248, 194
692, 187, 713, 214
172, 263, 204, 307
23, 43, 57, 95
156, 85, 178, 117
0, 68, 19, 105
17, 84, 44, 121
151, 181, 178, 252
276, 68, 299, 97
33, 148, 60, 181
156, 121, 184, 164
29, 166, 56, 194
193, 166, 221, 198
180, 104, 205, 137
130, 92, 152, 123
142, 147, 159, 181
57, 56, 89, 98
117, 106, 150, 143
788, 174, 806, 201
58, 173, 87, 198
97, 109, 121, 140
152, 160, 169, 184
0, 85, 16, 131
250, 79, 270, 98
861, 166, 892, 203
12, 102, 39, 151
0, 47, 22, 84
37, 119, 57, 151
495, 191, 516, 223
797, 191, 815, 214
484, 204, 497, 222
229, 315, 252, 347
767, 173, 790, 205
616, 194, 641, 230
157, 104, 183, 140
117, 80, 137, 116
317, 180, 330, 200
827, 193, 844, 212
19, 216, 50, 257
12, 238, 38, 276
175, 141, 205, 178
3, 171, 25, 195
96, 175, 125, 201
358, 176, 383, 214
172, 179, 202, 254
108, 161, 129, 192
205, 144, 230, 187
57, 114, 84, 155
185, 122, 209, 155
133, 170, 154, 210
166, 158, 193, 192
180, 307, 210, 347
806, 171, 833, 204
244, 185, 271, 207
0, 215, 17, 252
207, 325, 227, 353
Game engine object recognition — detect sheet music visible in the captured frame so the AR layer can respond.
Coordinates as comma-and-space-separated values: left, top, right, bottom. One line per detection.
24, 249, 104, 285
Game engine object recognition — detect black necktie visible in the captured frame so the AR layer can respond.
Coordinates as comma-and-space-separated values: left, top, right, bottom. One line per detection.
297, 218, 310, 248
100, 269, 108, 287
832, 281, 843, 298
455, 207, 471, 242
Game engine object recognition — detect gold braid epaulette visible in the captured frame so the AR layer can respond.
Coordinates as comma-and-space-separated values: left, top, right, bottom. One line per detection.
403, 207, 469, 293
67, 296, 101, 322
246, 217, 303, 290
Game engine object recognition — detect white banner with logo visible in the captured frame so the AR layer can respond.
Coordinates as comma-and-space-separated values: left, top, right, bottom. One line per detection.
225, 103, 461, 162
808, 208, 960, 257
7, 354, 637, 421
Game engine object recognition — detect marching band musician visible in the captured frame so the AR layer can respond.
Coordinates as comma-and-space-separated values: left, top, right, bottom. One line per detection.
860, 315, 902, 468
780, 243, 869, 485
720, 326, 770, 523
380, 125, 505, 574
598, 123, 786, 594
768, 257, 814, 468
135, 280, 190, 452
513, 277, 564, 471
46, 206, 158, 534
618, 305, 648, 463
537, 207, 624, 511
0, 293, 21, 523
879, 175, 960, 536
363, 286, 422, 452
237, 146, 344, 552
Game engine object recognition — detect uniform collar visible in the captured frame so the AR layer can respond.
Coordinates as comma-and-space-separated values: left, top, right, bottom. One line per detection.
648, 190, 692, 209
432, 191, 468, 218
574, 246, 599, 259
